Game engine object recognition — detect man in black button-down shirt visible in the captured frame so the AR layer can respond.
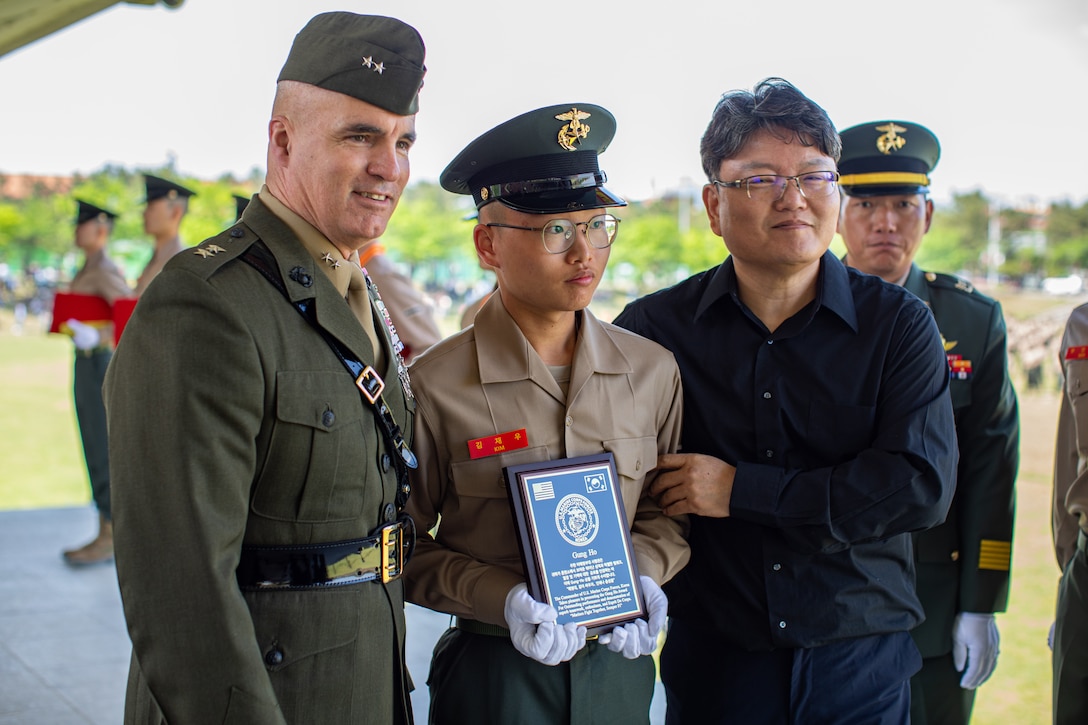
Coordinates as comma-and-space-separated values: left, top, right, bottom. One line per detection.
614, 78, 958, 724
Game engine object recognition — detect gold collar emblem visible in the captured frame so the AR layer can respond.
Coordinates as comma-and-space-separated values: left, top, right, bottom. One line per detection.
875, 123, 907, 155
555, 108, 591, 151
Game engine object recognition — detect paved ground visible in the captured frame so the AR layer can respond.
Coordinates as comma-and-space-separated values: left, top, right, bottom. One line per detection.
0, 506, 665, 724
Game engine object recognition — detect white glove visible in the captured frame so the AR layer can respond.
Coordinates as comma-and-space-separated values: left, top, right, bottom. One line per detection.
504, 583, 587, 665
952, 612, 1000, 689
598, 576, 669, 659
66, 319, 100, 350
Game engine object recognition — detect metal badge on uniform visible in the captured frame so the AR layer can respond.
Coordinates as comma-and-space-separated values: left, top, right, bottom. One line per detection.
875, 122, 907, 155
467, 428, 529, 460
555, 108, 591, 151
1066, 346, 1088, 360
193, 244, 226, 258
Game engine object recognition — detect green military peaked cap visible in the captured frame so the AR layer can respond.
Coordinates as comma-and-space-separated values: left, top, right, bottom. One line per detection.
143, 174, 196, 203
278, 13, 426, 116
441, 103, 626, 214
75, 198, 118, 225
838, 120, 941, 197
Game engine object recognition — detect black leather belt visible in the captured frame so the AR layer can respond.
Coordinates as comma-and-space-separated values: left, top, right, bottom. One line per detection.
236, 516, 415, 590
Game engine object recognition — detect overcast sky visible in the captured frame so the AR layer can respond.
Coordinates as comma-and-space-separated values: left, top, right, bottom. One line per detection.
1, 0, 1086, 207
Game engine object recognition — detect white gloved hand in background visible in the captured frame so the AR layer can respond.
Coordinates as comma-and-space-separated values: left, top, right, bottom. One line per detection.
66, 319, 101, 351
504, 583, 586, 665
952, 612, 1000, 689
598, 576, 669, 659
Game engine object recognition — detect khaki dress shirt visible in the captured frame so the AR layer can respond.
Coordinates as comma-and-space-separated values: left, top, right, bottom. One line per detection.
404, 294, 690, 627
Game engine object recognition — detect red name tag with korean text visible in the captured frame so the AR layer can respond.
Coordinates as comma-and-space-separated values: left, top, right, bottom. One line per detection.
1066, 346, 1088, 360
467, 428, 529, 460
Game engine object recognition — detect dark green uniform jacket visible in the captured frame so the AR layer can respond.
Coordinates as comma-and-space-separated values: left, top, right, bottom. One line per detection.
104, 198, 414, 725
904, 264, 1019, 656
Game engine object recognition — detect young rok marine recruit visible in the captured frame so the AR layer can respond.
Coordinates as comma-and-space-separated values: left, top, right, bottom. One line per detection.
403, 104, 690, 724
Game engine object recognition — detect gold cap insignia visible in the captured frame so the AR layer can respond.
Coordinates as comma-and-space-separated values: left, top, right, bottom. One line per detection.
875, 123, 907, 155
555, 108, 591, 151
480, 187, 489, 201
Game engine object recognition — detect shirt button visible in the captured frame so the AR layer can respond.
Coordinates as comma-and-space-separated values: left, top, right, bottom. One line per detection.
765, 450, 774, 458
565, 416, 573, 427
778, 621, 787, 629
766, 339, 774, 345
635, 460, 642, 471
265, 647, 285, 666
322, 410, 335, 427
763, 391, 772, 399
950, 550, 960, 561
772, 563, 781, 571
383, 503, 397, 522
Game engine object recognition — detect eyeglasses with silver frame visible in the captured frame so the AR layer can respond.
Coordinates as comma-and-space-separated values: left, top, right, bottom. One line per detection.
711, 171, 841, 200
484, 213, 621, 254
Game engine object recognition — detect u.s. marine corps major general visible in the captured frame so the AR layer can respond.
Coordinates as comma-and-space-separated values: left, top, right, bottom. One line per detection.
104, 13, 425, 724
838, 120, 1019, 725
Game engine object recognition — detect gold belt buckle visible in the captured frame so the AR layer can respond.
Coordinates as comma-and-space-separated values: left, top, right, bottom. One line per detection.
355, 365, 385, 405
379, 520, 405, 583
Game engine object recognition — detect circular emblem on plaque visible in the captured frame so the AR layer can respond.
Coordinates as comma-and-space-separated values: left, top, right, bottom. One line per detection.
555, 494, 599, 546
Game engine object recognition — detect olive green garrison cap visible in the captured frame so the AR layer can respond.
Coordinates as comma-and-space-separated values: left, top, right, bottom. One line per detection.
277, 12, 426, 116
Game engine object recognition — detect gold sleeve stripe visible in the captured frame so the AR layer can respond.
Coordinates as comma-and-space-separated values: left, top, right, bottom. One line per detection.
839, 171, 931, 187
978, 540, 1012, 571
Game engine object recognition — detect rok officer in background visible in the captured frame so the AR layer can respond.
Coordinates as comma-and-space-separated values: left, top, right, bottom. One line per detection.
403, 104, 689, 724
105, 13, 425, 724
62, 200, 133, 565
838, 120, 1019, 725
1052, 306, 1088, 724
134, 173, 195, 296
614, 79, 958, 724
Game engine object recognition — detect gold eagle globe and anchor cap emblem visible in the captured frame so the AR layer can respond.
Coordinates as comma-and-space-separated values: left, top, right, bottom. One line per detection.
555, 107, 592, 151
875, 122, 908, 155
438, 103, 626, 214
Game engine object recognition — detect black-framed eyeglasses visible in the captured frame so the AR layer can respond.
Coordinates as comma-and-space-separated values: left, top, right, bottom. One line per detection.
484, 214, 621, 254
711, 171, 840, 200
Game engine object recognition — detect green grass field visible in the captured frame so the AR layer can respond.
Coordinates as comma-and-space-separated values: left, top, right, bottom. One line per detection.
0, 295, 1065, 723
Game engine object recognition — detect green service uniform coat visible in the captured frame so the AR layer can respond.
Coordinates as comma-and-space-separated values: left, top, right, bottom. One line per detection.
105, 197, 414, 725
904, 265, 1019, 722
403, 294, 690, 724
69, 248, 132, 517
1052, 302, 1088, 723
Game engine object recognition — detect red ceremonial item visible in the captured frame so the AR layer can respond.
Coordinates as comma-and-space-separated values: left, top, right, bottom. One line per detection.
467, 428, 529, 460
112, 297, 138, 345
49, 292, 111, 334
1066, 345, 1088, 360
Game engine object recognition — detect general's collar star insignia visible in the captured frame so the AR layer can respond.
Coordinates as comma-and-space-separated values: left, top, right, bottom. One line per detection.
362, 56, 373, 68
361, 56, 385, 74
321, 252, 342, 269
374, 61, 384, 74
